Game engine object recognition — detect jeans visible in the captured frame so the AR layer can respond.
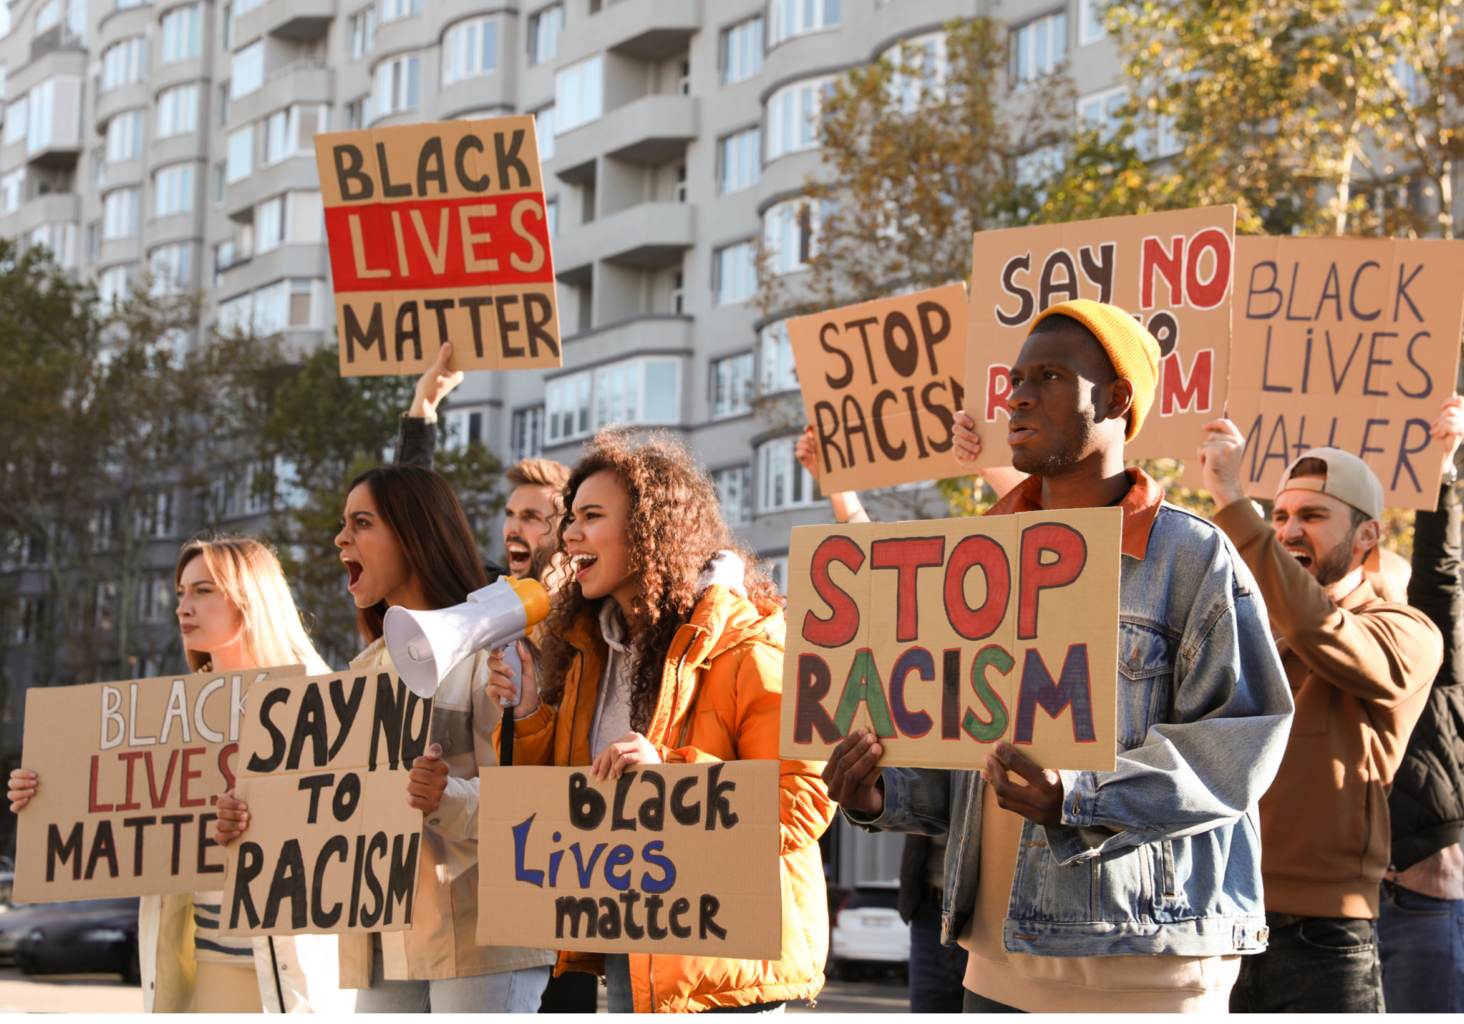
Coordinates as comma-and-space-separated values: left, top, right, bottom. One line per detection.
1379, 880, 1464, 1013
962, 989, 1023, 1013
1229, 914, 1384, 1013
353, 961, 551, 1013
909, 901, 968, 1013
605, 953, 786, 1013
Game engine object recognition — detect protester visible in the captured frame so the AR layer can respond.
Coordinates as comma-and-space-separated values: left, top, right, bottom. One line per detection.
1376, 396, 1464, 1012
793, 424, 1024, 1013
10, 538, 344, 1013
214, 465, 555, 1012
1198, 416, 1446, 1013
487, 431, 834, 1013
821, 299, 1293, 1013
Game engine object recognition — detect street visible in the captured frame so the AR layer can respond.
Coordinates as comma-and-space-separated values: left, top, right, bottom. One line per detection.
0, 965, 903, 1014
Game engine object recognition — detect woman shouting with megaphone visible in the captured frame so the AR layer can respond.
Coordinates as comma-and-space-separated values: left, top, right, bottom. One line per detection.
487, 432, 835, 1013
214, 464, 555, 1012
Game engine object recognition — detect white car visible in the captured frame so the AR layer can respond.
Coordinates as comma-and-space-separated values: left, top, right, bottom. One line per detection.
829, 881, 909, 979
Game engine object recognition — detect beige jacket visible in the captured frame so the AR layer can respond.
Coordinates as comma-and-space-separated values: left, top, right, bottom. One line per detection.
337, 639, 556, 987
140, 893, 350, 1012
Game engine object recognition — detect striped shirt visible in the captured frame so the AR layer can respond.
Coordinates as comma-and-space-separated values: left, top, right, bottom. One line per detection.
192, 891, 255, 962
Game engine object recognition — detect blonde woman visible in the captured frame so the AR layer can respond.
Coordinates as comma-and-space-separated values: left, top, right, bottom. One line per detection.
8, 537, 351, 1014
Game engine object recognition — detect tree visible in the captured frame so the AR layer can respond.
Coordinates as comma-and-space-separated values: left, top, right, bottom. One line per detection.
256, 342, 506, 666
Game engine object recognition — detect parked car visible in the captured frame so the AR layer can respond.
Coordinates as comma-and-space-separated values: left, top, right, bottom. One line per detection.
0, 898, 139, 984
829, 881, 909, 980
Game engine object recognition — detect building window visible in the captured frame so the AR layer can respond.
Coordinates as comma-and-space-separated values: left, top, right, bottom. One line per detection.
759, 320, 798, 393
443, 407, 484, 450
535, 105, 555, 159
345, 95, 372, 129
380, 0, 420, 23
512, 406, 544, 460
262, 109, 288, 163
1079, 0, 1106, 44
349, 6, 375, 60
103, 187, 139, 237
92, 147, 106, 188
149, 242, 190, 293
442, 17, 497, 85
156, 84, 198, 137
528, 4, 562, 66
24, 77, 82, 155
2, 93, 25, 146
719, 127, 760, 194
765, 77, 833, 160
769, 0, 839, 47
714, 240, 757, 306
160, 4, 201, 63
1011, 11, 1067, 84
722, 16, 763, 84
763, 199, 822, 275
765, 555, 789, 594
757, 437, 817, 511
545, 197, 558, 236
35, 0, 59, 32
1, 169, 23, 212
101, 37, 146, 91
105, 110, 142, 162
713, 465, 752, 526
226, 126, 253, 182
86, 220, 101, 261
545, 357, 680, 443
98, 263, 135, 305
555, 55, 602, 134
375, 55, 421, 115
231, 40, 265, 98
24, 223, 77, 267
1079, 85, 1125, 138
154, 164, 194, 217
711, 352, 755, 419
288, 277, 316, 326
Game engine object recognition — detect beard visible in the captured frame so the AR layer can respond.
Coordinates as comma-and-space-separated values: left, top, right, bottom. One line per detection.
1011, 417, 1101, 477
1311, 530, 1361, 587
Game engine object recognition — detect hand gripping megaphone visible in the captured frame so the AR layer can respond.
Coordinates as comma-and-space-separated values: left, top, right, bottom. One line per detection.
383, 577, 550, 700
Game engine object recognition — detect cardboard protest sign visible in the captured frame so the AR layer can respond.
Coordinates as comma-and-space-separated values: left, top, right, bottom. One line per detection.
14, 665, 306, 903
314, 116, 561, 377
220, 668, 431, 936
779, 508, 1121, 772
1227, 236, 1464, 510
788, 283, 971, 492
966, 206, 1236, 468
478, 763, 781, 960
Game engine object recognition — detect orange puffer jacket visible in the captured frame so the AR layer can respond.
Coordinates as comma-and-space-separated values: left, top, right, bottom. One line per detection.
497, 585, 834, 1013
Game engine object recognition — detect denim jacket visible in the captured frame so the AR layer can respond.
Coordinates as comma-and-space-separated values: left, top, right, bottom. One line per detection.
846, 499, 1295, 958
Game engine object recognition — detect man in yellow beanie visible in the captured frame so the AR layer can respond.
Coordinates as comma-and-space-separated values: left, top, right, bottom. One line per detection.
823, 301, 1294, 1012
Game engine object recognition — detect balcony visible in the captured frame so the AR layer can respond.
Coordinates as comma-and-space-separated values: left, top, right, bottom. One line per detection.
95, 81, 148, 131
216, 243, 330, 296
553, 94, 697, 179
558, 0, 700, 61
234, 0, 334, 42
550, 312, 694, 377
14, 191, 80, 234
554, 201, 693, 272
225, 155, 321, 222
230, 60, 332, 127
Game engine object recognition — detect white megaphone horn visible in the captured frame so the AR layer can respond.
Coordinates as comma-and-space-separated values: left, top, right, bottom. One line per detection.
383, 577, 551, 700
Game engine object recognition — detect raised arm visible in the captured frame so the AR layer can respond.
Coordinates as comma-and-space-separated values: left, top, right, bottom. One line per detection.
395, 342, 465, 469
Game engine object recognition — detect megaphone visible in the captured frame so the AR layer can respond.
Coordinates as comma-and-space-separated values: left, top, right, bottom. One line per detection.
383, 577, 550, 700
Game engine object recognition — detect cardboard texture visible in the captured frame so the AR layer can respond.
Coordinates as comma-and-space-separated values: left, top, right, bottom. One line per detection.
14, 665, 306, 903
779, 508, 1122, 772
1228, 236, 1464, 511
314, 115, 562, 377
788, 283, 971, 492
477, 763, 782, 960
219, 668, 432, 936
965, 207, 1236, 475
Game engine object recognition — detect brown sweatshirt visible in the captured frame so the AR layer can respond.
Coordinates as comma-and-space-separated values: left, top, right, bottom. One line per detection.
1214, 501, 1442, 917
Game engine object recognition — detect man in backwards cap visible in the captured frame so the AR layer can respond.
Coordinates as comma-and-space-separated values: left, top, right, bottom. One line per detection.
824, 301, 1293, 1012
1199, 421, 1445, 1012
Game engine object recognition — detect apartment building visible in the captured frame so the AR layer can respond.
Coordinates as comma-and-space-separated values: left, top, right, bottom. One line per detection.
0, 0, 1127, 877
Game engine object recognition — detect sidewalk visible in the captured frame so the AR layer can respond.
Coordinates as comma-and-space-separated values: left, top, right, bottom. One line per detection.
0, 969, 141, 1014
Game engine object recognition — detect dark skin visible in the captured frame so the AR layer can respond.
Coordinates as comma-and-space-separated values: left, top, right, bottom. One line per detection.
821, 328, 1135, 826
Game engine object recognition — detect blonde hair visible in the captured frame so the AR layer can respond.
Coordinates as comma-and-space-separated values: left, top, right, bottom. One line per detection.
175, 537, 329, 675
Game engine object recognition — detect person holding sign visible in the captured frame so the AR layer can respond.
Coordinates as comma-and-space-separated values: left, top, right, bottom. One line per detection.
1198, 410, 1452, 1013
214, 465, 555, 1012
10, 537, 343, 1013
823, 300, 1293, 1012
487, 432, 835, 1013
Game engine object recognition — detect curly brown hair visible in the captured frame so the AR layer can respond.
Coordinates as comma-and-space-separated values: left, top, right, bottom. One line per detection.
536, 431, 778, 732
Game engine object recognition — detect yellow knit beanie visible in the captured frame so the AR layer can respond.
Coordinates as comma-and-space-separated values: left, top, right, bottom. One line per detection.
1028, 299, 1161, 441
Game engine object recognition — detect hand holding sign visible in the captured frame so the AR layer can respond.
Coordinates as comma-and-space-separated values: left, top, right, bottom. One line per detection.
982, 741, 1063, 825
9, 769, 36, 812
213, 789, 249, 846
819, 729, 885, 816
410, 341, 465, 418
1430, 395, 1464, 462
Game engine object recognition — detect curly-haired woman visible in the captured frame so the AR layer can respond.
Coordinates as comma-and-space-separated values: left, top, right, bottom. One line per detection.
487, 431, 834, 1013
